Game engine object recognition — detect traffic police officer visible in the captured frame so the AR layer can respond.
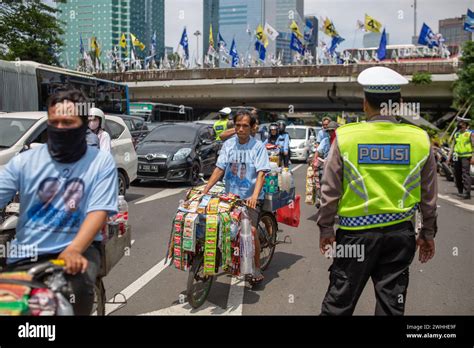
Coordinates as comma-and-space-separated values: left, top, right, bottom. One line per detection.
450, 118, 473, 199
213, 107, 232, 141
317, 67, 438, 316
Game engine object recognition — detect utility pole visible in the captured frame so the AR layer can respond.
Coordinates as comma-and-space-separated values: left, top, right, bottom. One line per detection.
194, 30, 201, 67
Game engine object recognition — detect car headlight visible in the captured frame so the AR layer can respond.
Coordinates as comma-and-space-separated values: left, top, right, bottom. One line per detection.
298, 143, 306, 149
173, 148, 192, 161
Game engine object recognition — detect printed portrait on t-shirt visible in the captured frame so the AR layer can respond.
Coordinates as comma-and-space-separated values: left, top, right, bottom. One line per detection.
62, 178, 85, 213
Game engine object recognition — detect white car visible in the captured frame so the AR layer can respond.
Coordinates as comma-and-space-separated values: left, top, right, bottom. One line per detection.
287, 125, 317, 162
0, 112, 137, 195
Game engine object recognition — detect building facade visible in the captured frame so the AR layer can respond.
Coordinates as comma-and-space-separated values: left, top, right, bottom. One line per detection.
203, 0, 220, 60
57, 0, 164, 70
439, 15, 473, 47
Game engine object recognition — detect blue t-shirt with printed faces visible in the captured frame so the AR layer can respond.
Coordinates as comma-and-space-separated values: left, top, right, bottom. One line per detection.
217, 136, 271, 200
0, 145, 118, 263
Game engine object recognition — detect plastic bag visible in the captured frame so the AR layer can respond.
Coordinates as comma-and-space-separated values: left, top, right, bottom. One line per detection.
276, 195, 301, 228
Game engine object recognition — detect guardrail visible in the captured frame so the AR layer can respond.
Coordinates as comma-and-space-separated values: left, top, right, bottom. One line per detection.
95, 61, 461, 83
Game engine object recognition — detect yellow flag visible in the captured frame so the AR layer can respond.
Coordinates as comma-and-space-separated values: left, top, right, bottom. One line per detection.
365, 14, 382, 33
119, 33, 127, 48
130, 33, 146, 51
290, 20, 303, 39
209, 24, 214, 48
256, 24, 269, 47
323, 18, 338, 37
90, 36, 101, 57
337, 115, 346, 125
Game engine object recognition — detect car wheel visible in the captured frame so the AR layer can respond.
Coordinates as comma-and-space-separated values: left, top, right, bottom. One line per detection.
190, 162, 201, 186
118, 171, 127, 196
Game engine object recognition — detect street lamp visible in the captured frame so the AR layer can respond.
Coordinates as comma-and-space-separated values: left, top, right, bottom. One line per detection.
194, 30, 201, 67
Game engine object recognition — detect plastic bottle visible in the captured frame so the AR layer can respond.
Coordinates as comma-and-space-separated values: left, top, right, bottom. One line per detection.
239, 210, 255, 275
281, 168, 291, 192
116, 195, 129, 236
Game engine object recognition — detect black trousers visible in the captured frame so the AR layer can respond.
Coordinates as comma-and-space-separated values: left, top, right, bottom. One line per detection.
453, 157, 472, 195
321, 222, 416, 316
6, 243, 101, 316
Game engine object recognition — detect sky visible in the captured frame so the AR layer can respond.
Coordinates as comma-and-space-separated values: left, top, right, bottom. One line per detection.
165, 0, 473, 58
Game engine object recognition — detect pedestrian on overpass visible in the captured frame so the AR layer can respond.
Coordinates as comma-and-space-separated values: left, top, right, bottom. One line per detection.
317, 66, 438, 316
213, 107, 232, 141
449, 118, 473, 200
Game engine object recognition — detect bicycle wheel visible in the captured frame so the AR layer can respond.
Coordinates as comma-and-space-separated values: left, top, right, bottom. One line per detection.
186, 253, 214, 309
94, 278, 106, 316
257, 212, 278, 271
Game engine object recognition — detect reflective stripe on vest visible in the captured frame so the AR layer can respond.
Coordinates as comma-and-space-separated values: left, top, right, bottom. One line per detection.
454, 131, 473, 158
336, 121, 431, 230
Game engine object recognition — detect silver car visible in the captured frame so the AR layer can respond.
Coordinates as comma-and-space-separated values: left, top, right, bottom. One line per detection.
0, 112, 137, 195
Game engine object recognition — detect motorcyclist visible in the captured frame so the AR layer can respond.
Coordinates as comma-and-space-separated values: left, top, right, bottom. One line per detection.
88, 108, 111, 152
277, 121, 290, 167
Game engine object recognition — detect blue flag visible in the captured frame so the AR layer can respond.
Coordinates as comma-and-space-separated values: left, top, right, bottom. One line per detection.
304, 19, 314, 42
229, 39, 239, 67
418, 23, 439, 48
79, 34, 84, 55
255, 40, 266, 61
151, 31, 157, 54
377, 28, 387, 60
328, 35, 344, 55
290, 33, 305, 54
465, 9, 474, 32
218, 33, 228, 53
179, 28, 189, 59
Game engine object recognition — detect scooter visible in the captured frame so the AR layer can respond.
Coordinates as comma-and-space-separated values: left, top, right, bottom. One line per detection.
0, 195, 19, 269
435, 145, 454, 182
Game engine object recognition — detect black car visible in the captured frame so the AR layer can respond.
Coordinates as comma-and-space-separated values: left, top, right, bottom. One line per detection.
135, 123, 221, 184
117, 114, 150, 148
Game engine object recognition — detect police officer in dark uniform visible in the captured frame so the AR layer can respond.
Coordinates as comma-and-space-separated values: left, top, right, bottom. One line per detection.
317, 67, 438, 316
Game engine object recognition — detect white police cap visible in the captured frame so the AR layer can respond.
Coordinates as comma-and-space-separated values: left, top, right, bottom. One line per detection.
357, 67, 409, 94
219, 107, 232, 115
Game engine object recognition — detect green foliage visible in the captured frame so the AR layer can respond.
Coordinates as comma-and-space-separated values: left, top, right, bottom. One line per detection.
0, 0, 65, 65
411, 72, 432, 85
453, 41, 474, 117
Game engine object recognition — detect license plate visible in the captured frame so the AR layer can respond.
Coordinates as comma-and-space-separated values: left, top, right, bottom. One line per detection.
139, 164, 159, 172
5, 203, 20, 214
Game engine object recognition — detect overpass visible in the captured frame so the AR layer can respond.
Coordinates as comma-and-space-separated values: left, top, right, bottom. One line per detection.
96, 61, 460, 113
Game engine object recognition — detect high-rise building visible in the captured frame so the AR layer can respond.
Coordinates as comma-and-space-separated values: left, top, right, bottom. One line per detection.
439, 15, 473, 47
363, 32, 390, 48
57, 0, 164, 70
305, 16, 318, 60
203, 0, 220, 59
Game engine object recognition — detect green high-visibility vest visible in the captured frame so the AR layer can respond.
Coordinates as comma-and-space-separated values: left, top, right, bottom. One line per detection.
336, 122, 431, 230
213, 119, 228, 140
454, 131, 473, 158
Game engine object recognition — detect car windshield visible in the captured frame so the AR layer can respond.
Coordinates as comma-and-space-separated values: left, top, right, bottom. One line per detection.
144, 125, 196, 143
287, 128, 307, 140
0, 118, 37, 148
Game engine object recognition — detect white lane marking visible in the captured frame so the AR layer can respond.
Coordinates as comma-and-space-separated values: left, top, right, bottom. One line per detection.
438, 194, 474, 212
141, 275, 246, 316
103, 257, 169, 315
131, 240, 135, 245
292, 164, 304, 172
135, 188, 187, 205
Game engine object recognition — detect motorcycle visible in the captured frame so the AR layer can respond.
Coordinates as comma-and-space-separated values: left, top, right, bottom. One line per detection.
435, 144, 454, 182
0, 194, 19, 269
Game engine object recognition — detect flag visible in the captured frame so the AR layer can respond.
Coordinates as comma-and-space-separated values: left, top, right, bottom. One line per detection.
255, 40, 266, 61
209, 24, 215, 49
218, 33, 228, 53
151, 31, 157, 56
290, 33, 305, 55
91, 36, 101, 57
328, 35, 344, 55
365, 14, 382, 33
323, 18, 338, 37
418, 23, 439, 48
290, 20, 303, 39
356, 19, 366, 31
131, 33, 146, 51
264, 22, 279, 41
256, 24, 268, 47
80, 34, 84, 55
120, 33, 127, 49
377, 28, 387, 60
179, 27, 189, 59
464, 8, 474, 32
229, 39, 239, 68
304, 19, 314, 42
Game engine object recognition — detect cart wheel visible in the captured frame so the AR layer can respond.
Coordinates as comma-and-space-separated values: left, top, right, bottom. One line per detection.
258, 212, 278, 271
94, 278, 106, 316
186, 253, 214, 309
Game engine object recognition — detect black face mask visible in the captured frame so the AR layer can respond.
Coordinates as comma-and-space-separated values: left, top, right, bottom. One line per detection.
47, 123, 87, 163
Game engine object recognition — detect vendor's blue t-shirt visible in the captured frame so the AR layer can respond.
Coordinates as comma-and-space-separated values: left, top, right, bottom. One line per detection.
0, 145, 118, 263
217, 136, 270, 200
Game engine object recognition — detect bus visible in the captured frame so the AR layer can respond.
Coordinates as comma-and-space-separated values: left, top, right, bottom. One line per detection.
0, 60, 129, 114
130, 102, 194, 124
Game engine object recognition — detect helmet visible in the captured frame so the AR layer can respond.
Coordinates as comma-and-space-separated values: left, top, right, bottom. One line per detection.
277, 120, 286, 133
89, 108, 105, 128
219, 107, 232, 117
327, 121, 339, 131
269, 123, 279, 132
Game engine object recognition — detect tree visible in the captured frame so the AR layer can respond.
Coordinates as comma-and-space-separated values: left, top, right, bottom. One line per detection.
0, 0, 65, 66
411, 72, 432, 85
453, 40, 474, 117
